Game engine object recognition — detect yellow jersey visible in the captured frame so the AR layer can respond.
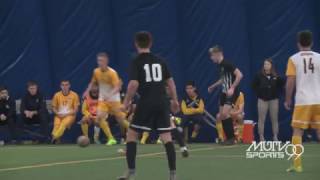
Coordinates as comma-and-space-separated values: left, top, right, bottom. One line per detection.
52, 91, 80, 115
91, 67, 121, 102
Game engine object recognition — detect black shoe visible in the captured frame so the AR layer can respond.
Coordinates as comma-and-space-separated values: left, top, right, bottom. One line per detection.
222, 138, 235, 146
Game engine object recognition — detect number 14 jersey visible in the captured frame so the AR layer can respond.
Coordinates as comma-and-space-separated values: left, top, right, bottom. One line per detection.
286, 50, 320, 105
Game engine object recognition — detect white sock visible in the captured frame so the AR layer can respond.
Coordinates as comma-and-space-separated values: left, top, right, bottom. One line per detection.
94, 126, 101, 139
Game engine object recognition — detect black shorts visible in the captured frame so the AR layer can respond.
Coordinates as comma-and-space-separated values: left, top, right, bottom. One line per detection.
130, 100, 171, 133
219, 90, 240, 106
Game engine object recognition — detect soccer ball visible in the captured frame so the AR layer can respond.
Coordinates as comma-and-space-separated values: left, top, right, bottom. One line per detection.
117, 148, 126, 156
77, 136, 90, 148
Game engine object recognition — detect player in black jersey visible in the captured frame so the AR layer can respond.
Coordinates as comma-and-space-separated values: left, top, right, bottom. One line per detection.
118, 31, 179, 180
208, 45, 243, 145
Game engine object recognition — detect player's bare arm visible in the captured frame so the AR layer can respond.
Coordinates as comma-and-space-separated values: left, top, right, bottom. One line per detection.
227, 68, 243, 96
285, 76, 296, 110
123, 80, 139, 110
208, 79, 222, 93
166, 78, 180, 114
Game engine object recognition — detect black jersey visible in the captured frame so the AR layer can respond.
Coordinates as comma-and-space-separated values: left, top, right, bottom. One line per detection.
219, 59, 238, 93
129, 53, 171, 102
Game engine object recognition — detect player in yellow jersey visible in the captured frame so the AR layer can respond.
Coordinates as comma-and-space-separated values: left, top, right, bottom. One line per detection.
216, 92, 245, 143
285, 30, 320, 173
230, 92, 245, 142
84, 52, 129, 145
51, 80, 79, 143
80, 84, 115, 145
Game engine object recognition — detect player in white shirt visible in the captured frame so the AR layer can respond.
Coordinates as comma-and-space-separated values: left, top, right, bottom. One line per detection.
285, 30, 320, 173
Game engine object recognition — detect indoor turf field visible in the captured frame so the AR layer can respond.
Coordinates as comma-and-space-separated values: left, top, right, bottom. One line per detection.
0, 143, 319, 180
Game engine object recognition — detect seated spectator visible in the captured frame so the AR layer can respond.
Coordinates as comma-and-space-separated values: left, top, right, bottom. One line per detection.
20, 81, 49, 143
181, 81, 205, 142
51, 80, 79, 144
0, 86, 17, 143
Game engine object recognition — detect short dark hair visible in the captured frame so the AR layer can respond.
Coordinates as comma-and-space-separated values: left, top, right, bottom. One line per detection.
298, 30, 313, 47
135, 31, 153, 48
209, 45, 223, 54
185, 81, 195, 87
0, 86, 7, 92
27, 81, 38, 88
96, 52, 109, 59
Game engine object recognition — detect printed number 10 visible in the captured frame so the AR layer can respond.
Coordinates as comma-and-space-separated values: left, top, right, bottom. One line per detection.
144, 64, 163, 82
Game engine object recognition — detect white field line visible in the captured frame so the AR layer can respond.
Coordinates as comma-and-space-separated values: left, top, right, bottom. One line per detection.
0, 145, 238, 172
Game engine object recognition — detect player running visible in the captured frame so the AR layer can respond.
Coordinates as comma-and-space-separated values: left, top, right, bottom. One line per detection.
84, 52, 129, 145
118, 31, 179, 180
208, 45, 243, 145
285, 30, 320, 173
216, 91, 245, 143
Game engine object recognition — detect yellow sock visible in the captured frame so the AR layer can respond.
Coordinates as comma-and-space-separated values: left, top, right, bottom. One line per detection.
238, 124, 244, 140
191, 131, 198, 139
81, 123, 89, 137
99, 120, 114, 140
122, 120, 129, 129
52, 124, 67, 140
292, 136, 302, 168
216, 122, 225, 140
140, 132, 150, 144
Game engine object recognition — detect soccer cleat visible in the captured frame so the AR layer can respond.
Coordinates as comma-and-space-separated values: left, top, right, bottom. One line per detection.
94, 138, 101, 145
169, 171, 177, 180
286, 166, 303, 173
117, 170, 135, 180
117, 176, 134, 180
221, 138, 235, 146
106, 139, 117, 146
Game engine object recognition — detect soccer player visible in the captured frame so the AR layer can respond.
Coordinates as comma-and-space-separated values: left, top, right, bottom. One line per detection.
84, 52, 129, 145
216, 92, 245, 143
80, 83, 115, 145
208, 45, 243, 145
285, 30, 320, 173
51, 80, 79, 143
181, 81, 205, 142
118, 31, 179, 180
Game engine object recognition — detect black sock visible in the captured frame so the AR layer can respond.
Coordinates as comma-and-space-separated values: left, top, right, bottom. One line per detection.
172, 128, 186, 148
126, 142, 137, 170
222, 118, 235, 140
164, 142, 176, 171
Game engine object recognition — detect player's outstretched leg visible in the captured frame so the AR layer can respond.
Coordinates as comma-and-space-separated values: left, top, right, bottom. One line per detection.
160, 132, 177, 180
172, 127, 188, 158
118, 129, 138, 180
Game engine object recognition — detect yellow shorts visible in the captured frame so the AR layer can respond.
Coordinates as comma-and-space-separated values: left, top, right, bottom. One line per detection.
54, 115, 75, 129
97, 101, 126, 119
291, 105, 320, 129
